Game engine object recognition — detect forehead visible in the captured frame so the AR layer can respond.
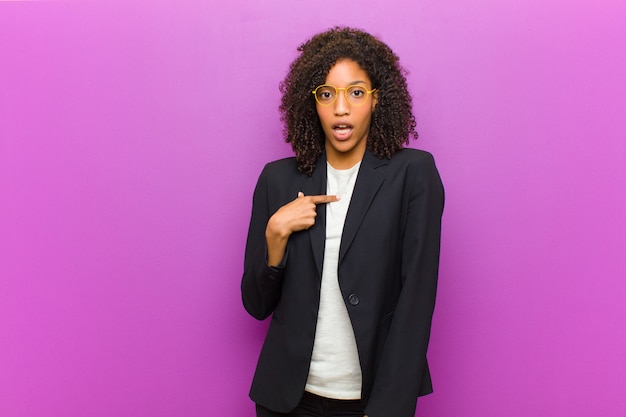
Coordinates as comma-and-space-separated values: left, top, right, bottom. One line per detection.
325, 59, 370, 85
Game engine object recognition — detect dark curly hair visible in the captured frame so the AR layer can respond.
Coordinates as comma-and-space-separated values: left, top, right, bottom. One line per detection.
279, 27, 418, 175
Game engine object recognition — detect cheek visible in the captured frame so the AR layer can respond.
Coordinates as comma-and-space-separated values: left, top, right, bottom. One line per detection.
358, 110, 374, 128
316, 107, 333, 125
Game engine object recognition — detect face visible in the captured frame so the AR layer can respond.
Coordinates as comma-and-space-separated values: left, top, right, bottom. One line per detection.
315, 59, 377, 169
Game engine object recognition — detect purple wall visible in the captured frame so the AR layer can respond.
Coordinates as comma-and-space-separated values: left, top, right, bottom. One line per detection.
1, 1, 625, 416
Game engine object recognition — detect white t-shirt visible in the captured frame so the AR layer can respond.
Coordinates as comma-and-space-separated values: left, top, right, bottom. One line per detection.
305, 161, 362, 400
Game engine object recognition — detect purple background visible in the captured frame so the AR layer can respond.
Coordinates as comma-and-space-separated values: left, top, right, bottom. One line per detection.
1, 1, 625, 416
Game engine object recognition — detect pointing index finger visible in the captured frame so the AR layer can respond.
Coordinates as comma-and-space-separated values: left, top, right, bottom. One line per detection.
309, 194, 340, 204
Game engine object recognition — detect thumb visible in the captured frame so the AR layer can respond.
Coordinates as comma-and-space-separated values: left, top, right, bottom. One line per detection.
297, 191, 304, 198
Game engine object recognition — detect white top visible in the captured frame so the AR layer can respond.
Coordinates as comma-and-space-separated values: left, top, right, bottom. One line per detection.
305, 161, 362, 399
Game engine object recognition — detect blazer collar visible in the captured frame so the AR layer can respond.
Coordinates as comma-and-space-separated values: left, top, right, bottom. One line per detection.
302, 151, 388, 275
340, 151, 387, 262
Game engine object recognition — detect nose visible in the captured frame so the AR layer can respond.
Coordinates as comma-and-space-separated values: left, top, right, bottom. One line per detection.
333, 91, 350, 116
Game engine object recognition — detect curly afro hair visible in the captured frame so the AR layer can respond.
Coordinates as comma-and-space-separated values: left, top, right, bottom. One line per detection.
279, 27, 418, 175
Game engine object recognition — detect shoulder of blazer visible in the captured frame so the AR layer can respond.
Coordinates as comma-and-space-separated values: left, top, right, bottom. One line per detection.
263, 156, 299, 175
387, 147, 436, 166
363, 148, 437, 179
262, 154, 326, 184
260, 156, 326, 202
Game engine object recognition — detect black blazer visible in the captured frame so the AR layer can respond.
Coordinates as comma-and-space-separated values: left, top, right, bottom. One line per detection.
242, 149, 444, 417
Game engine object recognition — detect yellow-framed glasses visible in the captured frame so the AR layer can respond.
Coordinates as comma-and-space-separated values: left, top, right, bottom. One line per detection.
312, 84, 377, 106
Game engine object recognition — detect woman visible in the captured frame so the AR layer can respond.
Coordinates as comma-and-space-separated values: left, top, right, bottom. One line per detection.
242, 27, 444, 417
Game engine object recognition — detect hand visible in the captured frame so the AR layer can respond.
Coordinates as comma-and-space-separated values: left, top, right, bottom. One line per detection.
265, 192, 338, 266
267, 192, 339, 237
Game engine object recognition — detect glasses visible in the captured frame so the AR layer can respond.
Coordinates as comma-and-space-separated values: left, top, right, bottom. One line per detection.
312, 84, 377, 106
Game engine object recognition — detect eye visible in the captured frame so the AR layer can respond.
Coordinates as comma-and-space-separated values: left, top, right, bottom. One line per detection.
316, 86, 336, 102
349, 86, 367, 98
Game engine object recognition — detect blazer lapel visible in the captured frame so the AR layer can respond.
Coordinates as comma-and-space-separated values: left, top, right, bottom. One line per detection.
301, 156, 328, 277
340, 151, 387, 263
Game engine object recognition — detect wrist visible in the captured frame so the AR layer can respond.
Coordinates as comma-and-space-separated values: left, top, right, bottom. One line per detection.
266, 217, 291, 241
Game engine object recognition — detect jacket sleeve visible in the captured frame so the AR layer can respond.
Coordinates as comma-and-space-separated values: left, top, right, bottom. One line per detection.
241, 165, 289, 320
365, 153, 444, 417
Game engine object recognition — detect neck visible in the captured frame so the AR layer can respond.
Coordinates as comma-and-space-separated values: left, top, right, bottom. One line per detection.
325, 147, 365, 170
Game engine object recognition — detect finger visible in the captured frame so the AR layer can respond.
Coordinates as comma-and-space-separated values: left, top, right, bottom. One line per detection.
309, 194, 340, 204
297, 191, 304, 198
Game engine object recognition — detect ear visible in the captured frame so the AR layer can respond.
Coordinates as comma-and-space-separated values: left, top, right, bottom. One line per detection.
371, 90, 378, 111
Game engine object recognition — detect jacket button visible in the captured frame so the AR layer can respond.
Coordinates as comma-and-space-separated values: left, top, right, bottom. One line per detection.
348, 294, 360, 306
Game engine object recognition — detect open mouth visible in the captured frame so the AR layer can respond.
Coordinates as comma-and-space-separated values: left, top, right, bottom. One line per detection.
333, 123, 354, 137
